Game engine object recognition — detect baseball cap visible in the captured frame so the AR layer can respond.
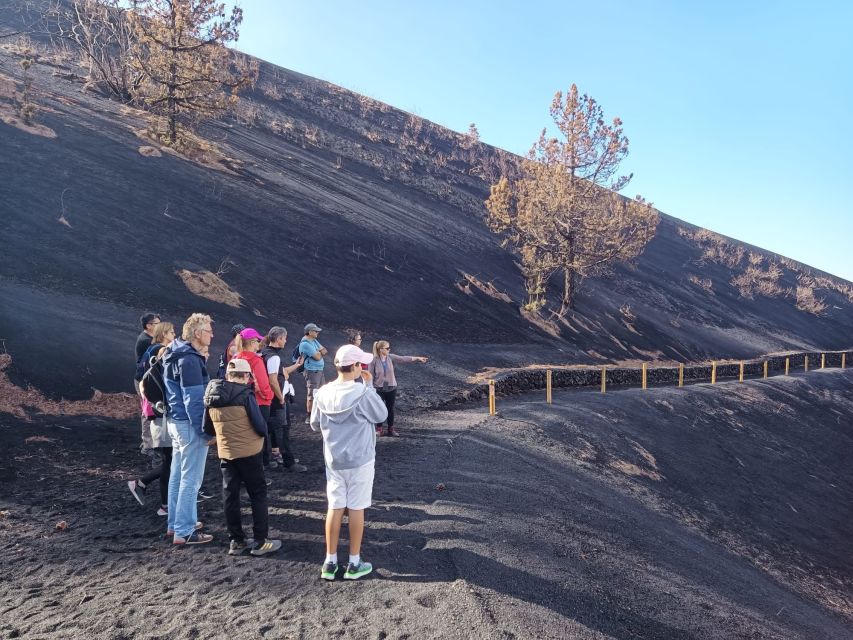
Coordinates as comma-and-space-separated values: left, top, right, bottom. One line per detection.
239, 328, 263, 341
334, 344, 374, 367
227, 358, 252, 374
230, 323, 245, 336
304, 323, 322, 333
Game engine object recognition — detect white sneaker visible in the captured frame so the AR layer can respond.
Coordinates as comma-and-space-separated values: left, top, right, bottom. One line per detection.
304, 416, 311, 424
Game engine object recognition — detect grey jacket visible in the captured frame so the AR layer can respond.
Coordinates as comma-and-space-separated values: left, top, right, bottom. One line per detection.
310, 380, 388, 470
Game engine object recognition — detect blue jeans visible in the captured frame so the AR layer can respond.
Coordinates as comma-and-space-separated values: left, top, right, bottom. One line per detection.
166, 419, 208, 538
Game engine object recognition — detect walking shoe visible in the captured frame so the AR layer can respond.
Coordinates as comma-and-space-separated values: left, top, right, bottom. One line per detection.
197, 490, 214, 501
156, 505, 168, 516
265, 478, 273, 486
320, 561, 338, 581
304, 416, 310, 425
173, 530, 213, 545
269, 460, 279, 469
127, 480, 145, 505
284, 462, 307, 473
250, 539, 282, 556
344, 561, 373, 580
227, 538, 254, 555
165, 522, 203, 537
386, 428, 400, 437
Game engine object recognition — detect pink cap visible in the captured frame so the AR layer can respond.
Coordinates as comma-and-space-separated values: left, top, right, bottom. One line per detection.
334, 344, 374, 367
239, 328, 263, 341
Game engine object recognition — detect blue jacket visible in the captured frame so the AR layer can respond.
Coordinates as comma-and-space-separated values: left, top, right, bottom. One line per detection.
163, 339, 210, 435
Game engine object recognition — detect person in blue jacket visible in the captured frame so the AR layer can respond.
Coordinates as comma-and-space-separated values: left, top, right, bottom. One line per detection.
163, 313, 214, 545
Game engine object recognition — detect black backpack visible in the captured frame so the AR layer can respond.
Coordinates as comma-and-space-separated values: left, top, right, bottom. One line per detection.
291, 344, 306, 373
140, 347, 169, 416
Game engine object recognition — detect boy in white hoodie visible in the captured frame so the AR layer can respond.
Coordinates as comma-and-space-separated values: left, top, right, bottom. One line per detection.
311, 344, 388, 580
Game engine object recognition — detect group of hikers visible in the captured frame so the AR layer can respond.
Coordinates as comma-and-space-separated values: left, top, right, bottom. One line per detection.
127, 312, 428, 580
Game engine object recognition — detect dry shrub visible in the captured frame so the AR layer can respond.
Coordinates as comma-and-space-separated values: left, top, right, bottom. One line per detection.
688, 274, 713, 293
619, 303, 636, 321
685, 228, 746, 268
176, 268, 242, 307
458, 272, 512, 303
0, 353, 136, 420
747, 251, 764, 266
731, 263, 784, 299
259, 81, 282, 101
795, 286, 827, 315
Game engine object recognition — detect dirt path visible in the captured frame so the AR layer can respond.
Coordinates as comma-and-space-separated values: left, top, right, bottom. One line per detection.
1, 371, 852, 639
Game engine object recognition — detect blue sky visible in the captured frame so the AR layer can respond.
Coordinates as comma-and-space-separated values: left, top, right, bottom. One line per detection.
236, 1, 853, 282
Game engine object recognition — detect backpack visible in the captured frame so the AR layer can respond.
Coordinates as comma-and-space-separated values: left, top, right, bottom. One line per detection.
291, 344, 305, 373
140, 347, 169, 416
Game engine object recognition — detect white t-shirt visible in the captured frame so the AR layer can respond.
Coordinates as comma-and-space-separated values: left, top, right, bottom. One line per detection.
267, 354, 295, 397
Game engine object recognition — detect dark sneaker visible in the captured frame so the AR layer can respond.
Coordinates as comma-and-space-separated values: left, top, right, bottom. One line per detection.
265, 478, 273, 486
269, 460, 280, 469
321, 561, 338, 581
250, 539, 282, 556
174, 530, 213, 545
284, 462, 307, 473
228, 539, 252, 556
156, 506, 168, 517
127, 480, 145, 505
387, 428, 400, 437
344, 561, 373, 580
197, 490, 214, 501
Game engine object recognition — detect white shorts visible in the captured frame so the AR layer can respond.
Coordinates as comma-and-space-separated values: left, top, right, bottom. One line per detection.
326, 460, 375, 510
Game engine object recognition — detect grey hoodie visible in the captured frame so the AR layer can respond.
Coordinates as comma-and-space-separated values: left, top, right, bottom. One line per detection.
310, 380, 389, 470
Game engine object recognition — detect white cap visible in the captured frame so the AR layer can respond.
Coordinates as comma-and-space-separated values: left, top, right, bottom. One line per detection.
334, 344, 374, 367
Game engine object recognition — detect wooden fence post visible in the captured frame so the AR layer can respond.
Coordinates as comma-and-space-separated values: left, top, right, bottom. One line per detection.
763, 361, 768, 379
785, 357, 790, 375
678, 363, 684, 388
843, 353, 847, 369
642, 363, 647, 390
821, 353, 825, 369
488, 380, 496, 416
546, 369, 552, 404
804, 355, 809, 372
739, 361, 744, 383
711, 361, 717, 385
600, 367, 606, 394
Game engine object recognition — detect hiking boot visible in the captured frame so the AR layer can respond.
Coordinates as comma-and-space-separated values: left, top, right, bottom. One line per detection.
156, 505, 168, 517
228, 539, 254, 556
284, 462, 307, 473
320, 561, 338, 581
127, 480, 145, 505
250, 539, 282, 556
173, 530, 213, 545
344, 560, 373, 580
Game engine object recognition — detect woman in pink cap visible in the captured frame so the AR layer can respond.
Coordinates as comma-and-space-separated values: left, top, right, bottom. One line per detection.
233, 328, 275, 465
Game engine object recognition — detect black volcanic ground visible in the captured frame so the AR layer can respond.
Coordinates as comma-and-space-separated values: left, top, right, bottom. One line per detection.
1, 6, 852, 638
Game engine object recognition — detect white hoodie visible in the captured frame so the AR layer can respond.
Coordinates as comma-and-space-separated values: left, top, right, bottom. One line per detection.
310, 380, 389, 470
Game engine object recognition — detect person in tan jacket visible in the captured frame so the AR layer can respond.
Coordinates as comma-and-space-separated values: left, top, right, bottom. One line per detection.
204, 359, 281, 557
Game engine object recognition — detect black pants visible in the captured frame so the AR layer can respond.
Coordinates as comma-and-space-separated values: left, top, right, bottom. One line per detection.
377, 388, 397, 427
259, 404, 271, 466
269, 405, 296, 466
140, 446, 172, 506
220, 452, 268, 542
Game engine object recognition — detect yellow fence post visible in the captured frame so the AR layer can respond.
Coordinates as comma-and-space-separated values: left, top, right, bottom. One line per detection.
763, 361, 768, 379
546, 369, 552, 404
804, 355, 809, 372
843, 353, 847, 369
785, 357, 790, 375
711, 361, 717, 385
488, 380, 496, 416
821, 353, 825, 369
601, 367, 606, 394
739, 361, 744, 383
642, 363, 647, 390
678, 363, 684, 388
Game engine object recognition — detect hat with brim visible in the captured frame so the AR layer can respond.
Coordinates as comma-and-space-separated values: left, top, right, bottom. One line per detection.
334, 344, 373, 367
227, 358, 252, 374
